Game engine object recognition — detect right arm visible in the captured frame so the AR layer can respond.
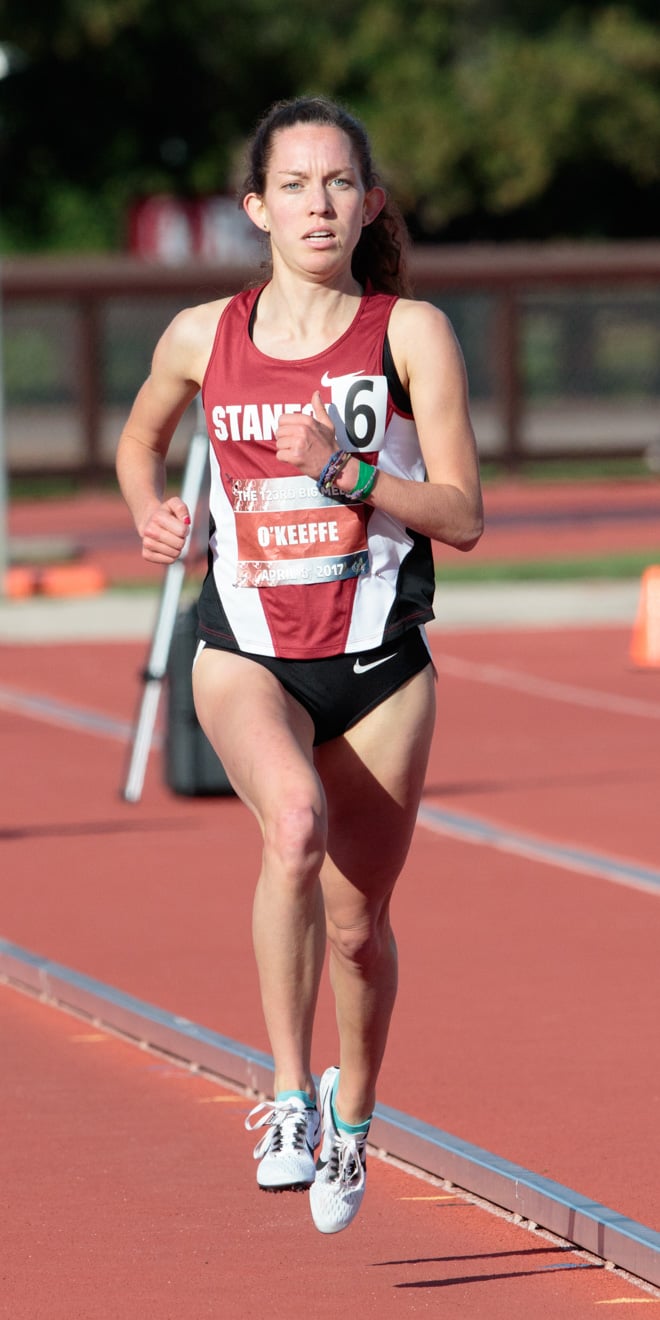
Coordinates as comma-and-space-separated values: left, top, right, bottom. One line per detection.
116, 300, 226, 563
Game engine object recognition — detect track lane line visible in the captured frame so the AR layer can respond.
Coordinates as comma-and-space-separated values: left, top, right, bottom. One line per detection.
0, 683, 138, 741
417, 803, 660, 896
435, 656, 660, 720
3, 681, 657, 894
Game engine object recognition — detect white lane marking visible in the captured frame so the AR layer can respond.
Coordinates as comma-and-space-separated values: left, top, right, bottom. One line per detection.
435, 655, 660, 720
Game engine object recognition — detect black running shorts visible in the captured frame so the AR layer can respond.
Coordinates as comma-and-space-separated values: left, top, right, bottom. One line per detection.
200, 627, 433, 746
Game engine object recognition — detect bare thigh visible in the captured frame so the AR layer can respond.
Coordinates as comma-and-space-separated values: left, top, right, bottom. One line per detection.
315, 664, 436, 921
192, 647, 323, 830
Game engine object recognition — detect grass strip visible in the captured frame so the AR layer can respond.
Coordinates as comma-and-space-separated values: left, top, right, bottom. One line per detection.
436, 549, 659, 584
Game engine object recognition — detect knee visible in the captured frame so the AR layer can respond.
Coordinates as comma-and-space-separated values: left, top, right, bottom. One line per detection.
263, 801, 327, 888
326, 909, 393, 976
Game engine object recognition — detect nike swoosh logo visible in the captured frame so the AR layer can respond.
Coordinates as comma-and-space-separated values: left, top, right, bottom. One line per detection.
353, 653, 397, 675
321, 370, 365, 387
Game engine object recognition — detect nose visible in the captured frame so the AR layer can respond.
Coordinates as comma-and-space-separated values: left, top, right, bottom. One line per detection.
308, 181, 333, 214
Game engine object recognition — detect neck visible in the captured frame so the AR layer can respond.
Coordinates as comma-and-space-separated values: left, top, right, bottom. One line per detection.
254, 275, 363, 358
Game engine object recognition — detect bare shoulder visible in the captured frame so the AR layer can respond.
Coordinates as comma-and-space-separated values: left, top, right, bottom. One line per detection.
387, 298, 465, 393
153, 295, 233, 385
389, 297, 460, 357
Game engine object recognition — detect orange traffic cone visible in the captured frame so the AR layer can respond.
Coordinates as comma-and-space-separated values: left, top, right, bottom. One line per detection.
3, 565, 39, 598
630, 566, 660, 668
39, 563, 106, 597
3, 562, 106, 599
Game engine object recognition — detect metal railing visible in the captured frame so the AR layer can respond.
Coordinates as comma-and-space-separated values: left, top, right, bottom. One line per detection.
3, 242, 660, 479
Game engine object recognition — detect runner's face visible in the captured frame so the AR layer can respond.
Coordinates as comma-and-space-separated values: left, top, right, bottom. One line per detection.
245, 124, 383, 280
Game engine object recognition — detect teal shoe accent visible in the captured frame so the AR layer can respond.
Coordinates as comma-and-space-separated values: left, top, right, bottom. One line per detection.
275, 1088, 316, 1109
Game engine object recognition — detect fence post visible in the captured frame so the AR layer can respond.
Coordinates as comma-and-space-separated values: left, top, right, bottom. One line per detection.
78, 295, 103, 483
497, 285, 523, 468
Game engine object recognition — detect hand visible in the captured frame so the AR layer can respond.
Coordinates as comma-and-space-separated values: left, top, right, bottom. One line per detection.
140, 496, 191, 564
275, 390, 337, 478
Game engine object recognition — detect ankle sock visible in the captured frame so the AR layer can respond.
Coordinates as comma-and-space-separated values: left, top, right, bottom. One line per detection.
276, 1088, 316, 1109
331, 1073, 371, 1136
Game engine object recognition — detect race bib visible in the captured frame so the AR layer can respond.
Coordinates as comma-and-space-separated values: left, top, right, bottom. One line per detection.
231, 475, 369, 588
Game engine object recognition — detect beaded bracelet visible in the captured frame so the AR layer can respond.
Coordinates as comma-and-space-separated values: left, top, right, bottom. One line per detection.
317, 451, 377, 504
316, 450, 353, 501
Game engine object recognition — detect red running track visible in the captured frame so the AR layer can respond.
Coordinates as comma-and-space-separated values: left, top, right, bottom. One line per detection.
1, 623, 658, 1235
2, 475, 660, 1312
3, 981, 640, 1320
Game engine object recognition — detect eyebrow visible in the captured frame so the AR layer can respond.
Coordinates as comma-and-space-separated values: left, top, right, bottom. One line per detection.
275, 167, 357, 178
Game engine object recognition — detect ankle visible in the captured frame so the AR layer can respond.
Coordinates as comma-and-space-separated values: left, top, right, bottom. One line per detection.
332, 1074, 372, 1134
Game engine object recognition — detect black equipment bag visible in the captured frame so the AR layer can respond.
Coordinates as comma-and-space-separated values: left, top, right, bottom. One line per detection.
165, 604, 234, 796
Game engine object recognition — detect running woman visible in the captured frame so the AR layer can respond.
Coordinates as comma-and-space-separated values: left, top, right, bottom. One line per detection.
116, 95, 483, 1234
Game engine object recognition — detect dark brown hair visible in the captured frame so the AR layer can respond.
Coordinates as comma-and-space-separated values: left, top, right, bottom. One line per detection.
242, 96, 412, 298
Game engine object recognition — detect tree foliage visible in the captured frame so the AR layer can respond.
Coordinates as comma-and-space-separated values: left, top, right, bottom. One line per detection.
0, 0, 658, 250
315, 2, 660, 237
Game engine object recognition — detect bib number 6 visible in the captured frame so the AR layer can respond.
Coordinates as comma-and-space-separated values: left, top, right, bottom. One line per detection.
344, 379, 377, 448
327, 373, 387, 451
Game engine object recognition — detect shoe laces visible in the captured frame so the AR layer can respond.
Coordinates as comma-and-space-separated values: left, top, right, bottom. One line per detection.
327, 1131, 367, 1190
245, 1098, 314, 1161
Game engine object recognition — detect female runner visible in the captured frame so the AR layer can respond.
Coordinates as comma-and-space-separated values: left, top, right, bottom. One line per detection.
117, 95, 483, 1234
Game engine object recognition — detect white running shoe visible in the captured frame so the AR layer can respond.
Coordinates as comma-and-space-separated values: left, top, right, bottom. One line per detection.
245, 1095, 320, 1192
309, 1067, 368, 1234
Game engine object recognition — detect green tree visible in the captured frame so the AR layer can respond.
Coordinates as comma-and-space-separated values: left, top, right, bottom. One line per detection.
315, 2, 660, 237
0, 0, 355, 248
0, 0, 659, 249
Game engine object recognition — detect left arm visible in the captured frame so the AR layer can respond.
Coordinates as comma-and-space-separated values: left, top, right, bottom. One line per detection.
275, 300, 484, 551
362, 298, 484, 550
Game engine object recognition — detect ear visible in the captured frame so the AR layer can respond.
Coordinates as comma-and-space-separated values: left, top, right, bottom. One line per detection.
362, 185, 387, 227
243, 193, 269, 233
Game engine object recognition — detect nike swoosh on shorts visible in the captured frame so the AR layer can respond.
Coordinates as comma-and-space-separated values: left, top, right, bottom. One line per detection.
353, 653, 397, 675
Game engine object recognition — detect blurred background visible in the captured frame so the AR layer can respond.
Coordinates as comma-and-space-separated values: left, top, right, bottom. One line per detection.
1, 0, 659, 489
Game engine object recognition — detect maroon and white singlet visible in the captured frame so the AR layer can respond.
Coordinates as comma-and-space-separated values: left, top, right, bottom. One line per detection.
198, 285, 435, 660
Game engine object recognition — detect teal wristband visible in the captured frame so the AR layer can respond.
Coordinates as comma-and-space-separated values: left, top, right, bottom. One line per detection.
350, 459, 377, 501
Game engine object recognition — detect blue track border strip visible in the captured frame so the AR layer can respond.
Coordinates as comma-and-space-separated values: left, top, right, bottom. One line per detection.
417, 804, 660, 895
1, 936, 659, 1289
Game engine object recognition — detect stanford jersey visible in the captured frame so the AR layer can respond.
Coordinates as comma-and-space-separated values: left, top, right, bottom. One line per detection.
197, 285, 435, 659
